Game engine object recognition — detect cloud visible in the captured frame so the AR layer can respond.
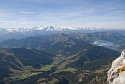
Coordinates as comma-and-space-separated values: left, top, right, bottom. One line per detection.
0, 20, 15, 23
20, 11, 37, 14
20, 22, 29, 24
0, 0, 125, 28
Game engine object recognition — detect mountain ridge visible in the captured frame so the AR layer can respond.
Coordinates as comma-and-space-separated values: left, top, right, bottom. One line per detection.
0, 26, 105, 32
0, 36, 120, 84
0, 32, 124, 51
0, 26, 125, 42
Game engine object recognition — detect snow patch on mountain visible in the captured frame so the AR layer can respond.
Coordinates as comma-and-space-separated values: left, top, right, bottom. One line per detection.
0, 26, 105, 33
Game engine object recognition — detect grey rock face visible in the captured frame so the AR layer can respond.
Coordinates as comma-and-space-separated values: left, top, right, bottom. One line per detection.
107, 50, 125, 84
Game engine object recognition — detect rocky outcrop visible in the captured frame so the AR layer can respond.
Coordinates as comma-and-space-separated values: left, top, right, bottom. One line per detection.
107, 50, 125, 84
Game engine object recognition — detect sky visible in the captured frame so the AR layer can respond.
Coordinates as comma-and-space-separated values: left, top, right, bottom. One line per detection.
0, 0, 125, 28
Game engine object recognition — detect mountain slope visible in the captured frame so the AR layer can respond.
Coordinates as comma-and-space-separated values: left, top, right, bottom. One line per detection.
0, 32, 124, 51
0, 34, 93, 54
0, 33, 121, 84
0, 48, 53, 84
8, 47, 119, 84
65, 32, 125, 51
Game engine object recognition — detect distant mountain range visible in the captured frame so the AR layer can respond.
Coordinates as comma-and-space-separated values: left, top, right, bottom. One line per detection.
0, 26, 125, 42
0, 26, 125, 84
0, 26, 105, 32
0, 26, 105, 42
0, 32, 124, 51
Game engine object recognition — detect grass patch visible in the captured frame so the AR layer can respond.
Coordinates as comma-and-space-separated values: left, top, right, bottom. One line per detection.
56, 67, 77, 73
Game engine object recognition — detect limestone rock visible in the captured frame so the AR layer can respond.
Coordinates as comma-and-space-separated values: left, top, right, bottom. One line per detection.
107, 50, 125, 84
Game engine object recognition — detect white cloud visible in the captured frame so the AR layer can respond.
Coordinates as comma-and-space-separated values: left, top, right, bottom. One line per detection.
0, 20, 15, 23
20, 22, 29, 24
20, 11, 36, 14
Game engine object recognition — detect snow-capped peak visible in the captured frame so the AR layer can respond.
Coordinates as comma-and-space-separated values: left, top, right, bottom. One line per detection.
0, 26, 104, 33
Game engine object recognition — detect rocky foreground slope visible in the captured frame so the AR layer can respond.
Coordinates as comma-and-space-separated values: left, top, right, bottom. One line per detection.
107, 50, 125, 84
